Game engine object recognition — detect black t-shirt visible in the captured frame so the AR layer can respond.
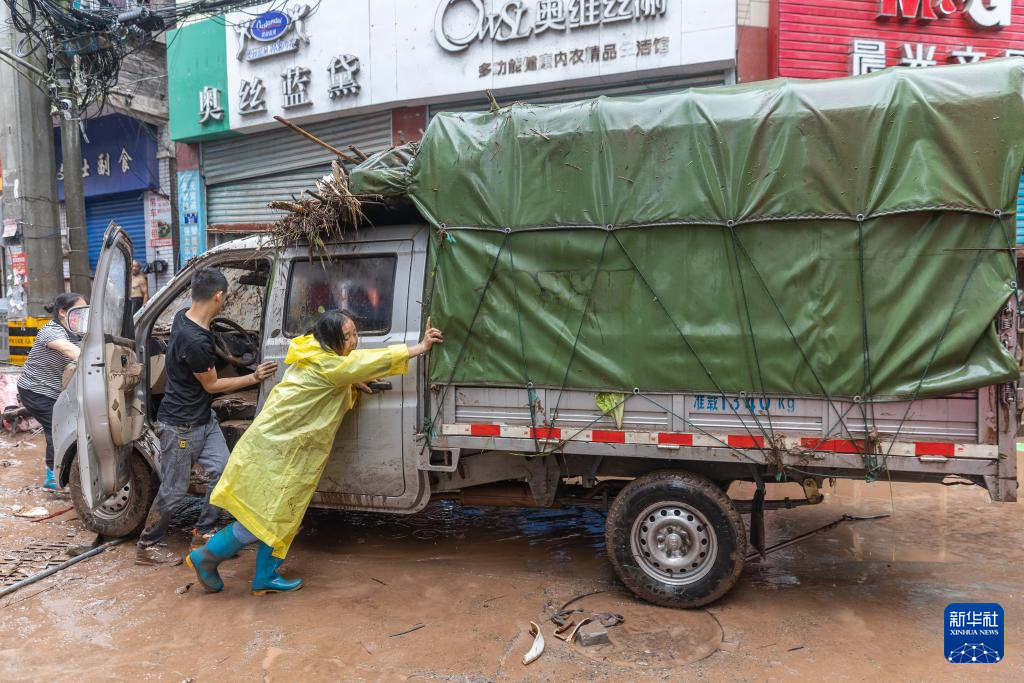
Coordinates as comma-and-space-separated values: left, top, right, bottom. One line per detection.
156, 310, 218, 426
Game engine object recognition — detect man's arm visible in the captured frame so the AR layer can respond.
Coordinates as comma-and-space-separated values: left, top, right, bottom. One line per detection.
193, 361, 277, 395
47, 338, 80, 361
141, 278, 149, 303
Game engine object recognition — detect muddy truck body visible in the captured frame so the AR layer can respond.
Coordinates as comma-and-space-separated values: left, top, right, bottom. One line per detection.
54, 61, 1024, 607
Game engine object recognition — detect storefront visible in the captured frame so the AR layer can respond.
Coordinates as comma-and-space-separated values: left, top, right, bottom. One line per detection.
767, 0, 1024, 241
53, 113, 162, 270
167, 0, 737, 253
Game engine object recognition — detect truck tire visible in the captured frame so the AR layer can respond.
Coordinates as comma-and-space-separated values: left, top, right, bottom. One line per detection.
605, 470, 747, 608
69, 452, 156, 538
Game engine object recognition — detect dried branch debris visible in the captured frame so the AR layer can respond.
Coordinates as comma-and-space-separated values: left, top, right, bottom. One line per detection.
267, 160, 364, 254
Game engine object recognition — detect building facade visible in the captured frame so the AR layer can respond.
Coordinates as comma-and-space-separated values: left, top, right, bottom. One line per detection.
167, 0, 738, 256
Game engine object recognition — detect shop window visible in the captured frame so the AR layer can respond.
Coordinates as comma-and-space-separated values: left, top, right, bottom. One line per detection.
285, 256, 397, 337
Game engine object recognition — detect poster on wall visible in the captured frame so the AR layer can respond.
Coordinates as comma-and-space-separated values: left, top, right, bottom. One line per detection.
146, 192, 173, 247
10, 250, 26, 277
177, 170, 207, 266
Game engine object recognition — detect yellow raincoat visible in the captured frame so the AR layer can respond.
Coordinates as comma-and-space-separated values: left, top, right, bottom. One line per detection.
210, 335, 409, 558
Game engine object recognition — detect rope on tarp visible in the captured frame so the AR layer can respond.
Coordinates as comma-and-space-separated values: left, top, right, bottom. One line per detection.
855, 217, 880, 480
728, 225, 777, 446
547, 232, 611, 438
608, 230, 778, 455
877, 215, 1004, 466
423, 229, 510, 446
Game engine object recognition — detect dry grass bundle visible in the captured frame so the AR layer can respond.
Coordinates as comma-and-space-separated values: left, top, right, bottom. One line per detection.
266, 159, 364, 255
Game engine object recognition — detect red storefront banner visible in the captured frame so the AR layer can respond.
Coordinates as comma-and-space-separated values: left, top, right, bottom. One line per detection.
777, 0, 1024, 79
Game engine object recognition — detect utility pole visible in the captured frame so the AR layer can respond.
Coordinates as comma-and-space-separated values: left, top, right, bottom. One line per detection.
56, 57, 91, 295
0, 7, 66, 318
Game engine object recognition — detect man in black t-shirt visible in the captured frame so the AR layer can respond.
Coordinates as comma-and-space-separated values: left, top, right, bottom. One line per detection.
136, 268, 277, 566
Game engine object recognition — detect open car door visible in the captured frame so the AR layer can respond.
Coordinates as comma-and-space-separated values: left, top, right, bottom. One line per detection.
76, 222, 145, 508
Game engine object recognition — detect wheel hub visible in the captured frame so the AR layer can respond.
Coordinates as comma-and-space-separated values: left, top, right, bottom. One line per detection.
630, 502, 717, 586
95, 482, 132, 520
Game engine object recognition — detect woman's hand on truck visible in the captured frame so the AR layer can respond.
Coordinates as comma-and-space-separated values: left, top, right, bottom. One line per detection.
409, 325, 443, 358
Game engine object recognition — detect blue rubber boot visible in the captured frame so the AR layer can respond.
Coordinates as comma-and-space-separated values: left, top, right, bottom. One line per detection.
43, 469, 57, 491
185, 524, 245, 593
251, 543, 303, 595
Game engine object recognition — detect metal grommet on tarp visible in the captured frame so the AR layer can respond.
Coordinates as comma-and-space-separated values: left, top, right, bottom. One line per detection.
632, 387, 641, 395
856, 213, 865, 222
726, 219, 735, 227
994, 209, 1003, 218
504, 227, 512, 234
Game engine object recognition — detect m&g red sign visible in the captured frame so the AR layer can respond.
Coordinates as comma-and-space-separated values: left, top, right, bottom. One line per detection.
877, 0, 1010, 27
776, 0, 1024, 79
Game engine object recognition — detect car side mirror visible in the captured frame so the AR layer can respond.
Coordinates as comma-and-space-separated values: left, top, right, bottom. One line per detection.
66, 306, 90, 336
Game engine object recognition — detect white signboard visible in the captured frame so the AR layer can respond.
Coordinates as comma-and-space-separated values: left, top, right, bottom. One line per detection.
225, 0, 735, 131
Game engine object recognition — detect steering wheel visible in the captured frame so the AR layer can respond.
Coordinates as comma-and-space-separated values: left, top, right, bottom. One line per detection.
210, 317, 259, 368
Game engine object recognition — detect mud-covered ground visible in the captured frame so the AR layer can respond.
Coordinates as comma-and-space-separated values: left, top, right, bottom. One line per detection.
0, 433, 1021, 682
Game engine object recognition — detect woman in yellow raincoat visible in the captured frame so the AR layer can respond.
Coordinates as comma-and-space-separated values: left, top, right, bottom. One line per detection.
186, 310, 443, 594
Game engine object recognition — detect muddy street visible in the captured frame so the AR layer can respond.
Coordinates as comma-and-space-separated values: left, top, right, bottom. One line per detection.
0, 434, 1020, 682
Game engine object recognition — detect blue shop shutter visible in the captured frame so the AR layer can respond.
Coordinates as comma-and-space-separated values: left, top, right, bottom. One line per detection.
85, 192, 146, 272
1017, 173, 1024, 245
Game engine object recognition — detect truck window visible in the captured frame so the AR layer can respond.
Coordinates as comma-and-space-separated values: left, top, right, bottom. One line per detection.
152, 264, 267, 336
103, 246, 130, 336
285, 256, 396, 337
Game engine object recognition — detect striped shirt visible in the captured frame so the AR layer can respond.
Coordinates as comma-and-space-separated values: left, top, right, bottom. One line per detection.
17, 321, 78, 399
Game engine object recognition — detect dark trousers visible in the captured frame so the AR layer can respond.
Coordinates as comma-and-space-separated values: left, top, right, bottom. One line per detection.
130, 297, 144, 315
137, 413, 230, 547
18, 387, 56, 470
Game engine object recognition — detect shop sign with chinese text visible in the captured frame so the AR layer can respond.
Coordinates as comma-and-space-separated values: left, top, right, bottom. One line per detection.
220, 0, 735, 134
778, 0, 1024, 79
53, 114, 158, 199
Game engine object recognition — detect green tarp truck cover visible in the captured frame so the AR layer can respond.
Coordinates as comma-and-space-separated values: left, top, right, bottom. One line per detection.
350, 59, 1024, 400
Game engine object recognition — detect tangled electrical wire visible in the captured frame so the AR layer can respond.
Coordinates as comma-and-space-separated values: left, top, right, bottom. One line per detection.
1, 0, 266, 115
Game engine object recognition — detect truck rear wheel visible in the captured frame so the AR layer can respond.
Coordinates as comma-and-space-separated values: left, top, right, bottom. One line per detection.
605, 470, 747, 608
69, 452, 156, 538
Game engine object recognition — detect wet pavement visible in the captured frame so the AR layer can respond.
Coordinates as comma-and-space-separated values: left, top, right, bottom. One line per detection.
0, 433, 1021, 681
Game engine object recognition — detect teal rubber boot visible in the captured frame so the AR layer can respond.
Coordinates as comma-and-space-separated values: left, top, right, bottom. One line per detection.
185, 525, 245, 593
251, 543, 303, 595
43, 469, 57, 491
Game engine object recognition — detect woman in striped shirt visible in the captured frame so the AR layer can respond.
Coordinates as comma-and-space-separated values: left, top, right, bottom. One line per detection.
17, 292, 87, 490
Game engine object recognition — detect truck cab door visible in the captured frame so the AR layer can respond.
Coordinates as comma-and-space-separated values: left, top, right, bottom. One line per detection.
76, 222, 145, 508
266, 229, 429, 513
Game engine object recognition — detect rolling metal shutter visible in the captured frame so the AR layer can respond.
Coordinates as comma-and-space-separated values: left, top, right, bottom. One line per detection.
202, 111, 392, 229
428, 72, 728, 118
85, 192, 146, 271
207, 165, 332, 227
1017, 174, 1024, 245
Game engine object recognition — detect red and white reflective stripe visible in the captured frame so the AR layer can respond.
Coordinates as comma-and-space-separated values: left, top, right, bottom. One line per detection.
440, 423, 998, 458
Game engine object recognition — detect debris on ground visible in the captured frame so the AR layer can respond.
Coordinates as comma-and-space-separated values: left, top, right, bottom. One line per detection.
388, 623, 425, 638
565, 618, 592, 645
522, 621, 544, 665
13, 507, 49, 518
553, 621, 575, 641
576, 622, 610, 647
30, 506, 74, 523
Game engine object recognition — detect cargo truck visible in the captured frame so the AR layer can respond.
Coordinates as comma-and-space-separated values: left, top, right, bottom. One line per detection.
53, 60, 1023, 607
